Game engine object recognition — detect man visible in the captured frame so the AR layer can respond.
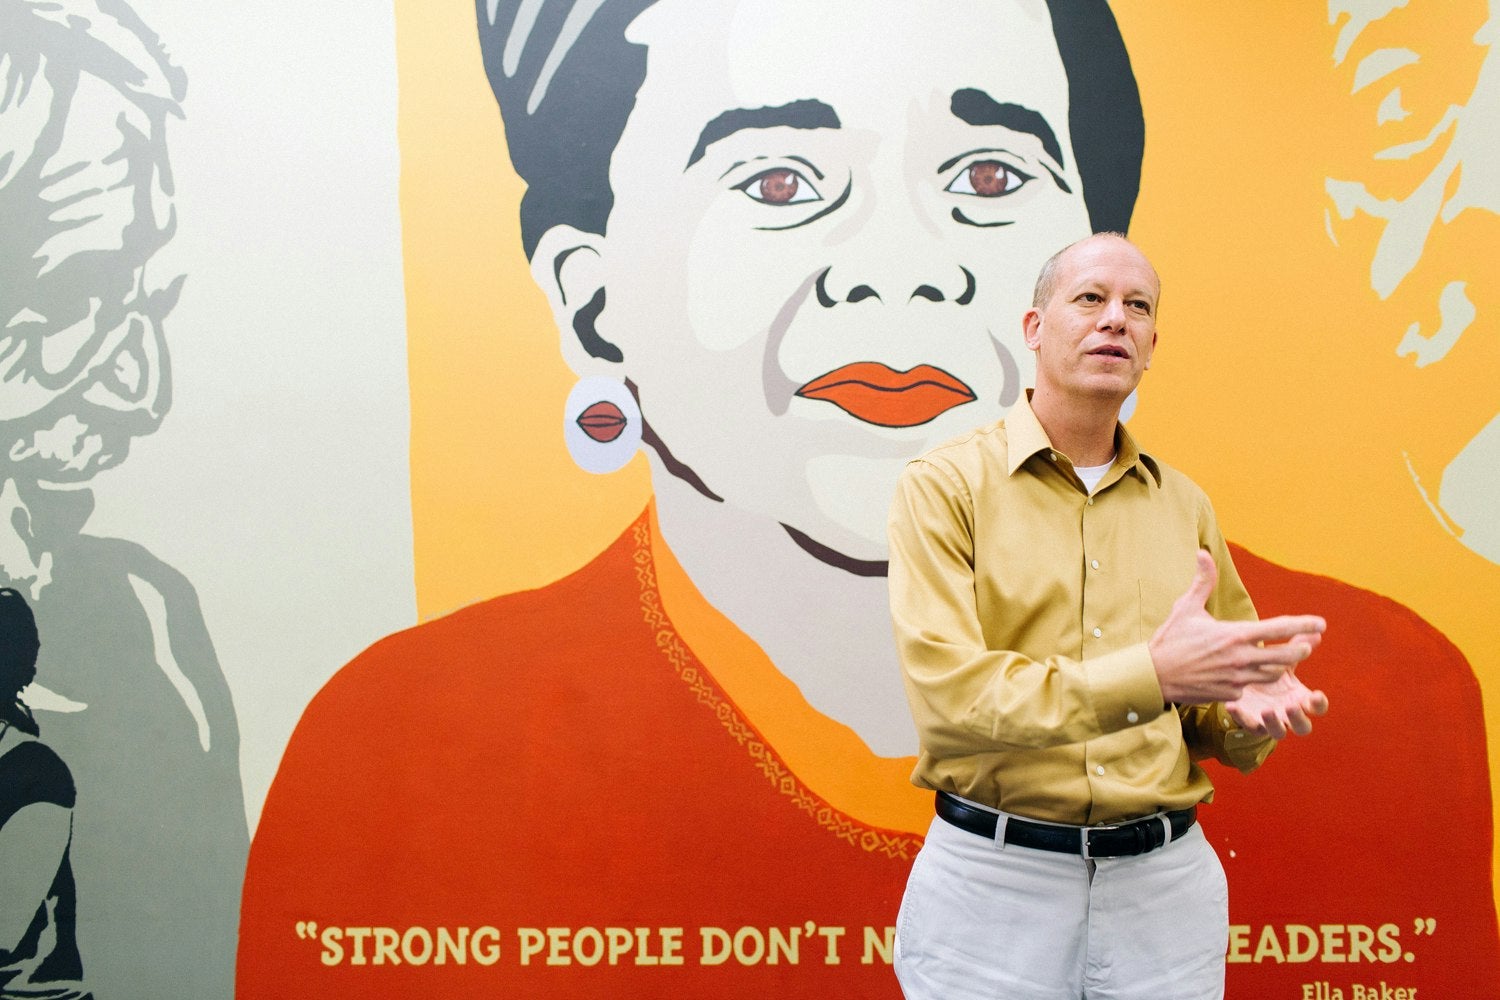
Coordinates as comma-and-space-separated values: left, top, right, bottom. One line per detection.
887, 233, 1329, 999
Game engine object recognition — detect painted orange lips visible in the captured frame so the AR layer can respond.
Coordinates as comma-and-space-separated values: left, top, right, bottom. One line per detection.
795, 362, 977, 427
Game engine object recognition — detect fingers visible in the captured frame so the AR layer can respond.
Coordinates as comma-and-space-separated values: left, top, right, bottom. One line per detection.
1281, 690, 1329, 736
1242, 614, 1327, 648
1289, 631, 1324, 653
1247, 643, 1312, 668
1216, 669, 1283, 704
1225, 699, 1255, 731
1241, 663, 1287, 690
1280, 692, 1328, 737
1242, 701, 1292, 739
1227, 702, 1281, 739
1227, 687, 1329, 739
1204, 663, 1286, 703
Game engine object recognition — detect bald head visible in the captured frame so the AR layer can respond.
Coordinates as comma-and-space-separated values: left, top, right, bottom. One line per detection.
1031, 232, 1160, 311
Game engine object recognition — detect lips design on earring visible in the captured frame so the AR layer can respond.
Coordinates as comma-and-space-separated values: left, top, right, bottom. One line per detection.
577, 400, 628, 443
564, 377, 643, 474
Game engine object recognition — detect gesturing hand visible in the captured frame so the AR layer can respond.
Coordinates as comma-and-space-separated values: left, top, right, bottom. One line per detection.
1149, 550, 1327, 706
1227, 666, 1329, 738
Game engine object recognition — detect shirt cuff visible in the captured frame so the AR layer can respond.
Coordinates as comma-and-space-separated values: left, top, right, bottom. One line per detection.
1212, 705, 1277, 772
1085, 642, 1166, 733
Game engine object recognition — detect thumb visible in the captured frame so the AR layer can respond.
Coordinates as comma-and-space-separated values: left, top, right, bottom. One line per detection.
1180, 549, 1218, 611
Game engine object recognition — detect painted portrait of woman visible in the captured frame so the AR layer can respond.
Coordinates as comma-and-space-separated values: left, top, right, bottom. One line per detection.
237, 2, 1499, 996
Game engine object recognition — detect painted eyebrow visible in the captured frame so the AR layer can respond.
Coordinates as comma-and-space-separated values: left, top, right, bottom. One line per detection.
685, 99, 842, 170
950, 88, 1065, 169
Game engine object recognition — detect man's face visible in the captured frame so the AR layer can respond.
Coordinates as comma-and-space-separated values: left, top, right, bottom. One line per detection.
571, 0, 1091, 559
1023, 237, 1158, 409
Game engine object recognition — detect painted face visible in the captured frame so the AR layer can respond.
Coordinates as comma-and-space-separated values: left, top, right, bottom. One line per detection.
1023, 236, 1158, 407
582, 0, 1091, 558
1326, 0, 1500, 564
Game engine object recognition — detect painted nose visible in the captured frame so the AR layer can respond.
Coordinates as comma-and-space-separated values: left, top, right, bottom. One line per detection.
815, 265, 976, 307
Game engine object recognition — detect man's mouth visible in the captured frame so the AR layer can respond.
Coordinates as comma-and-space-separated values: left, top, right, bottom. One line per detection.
795, 362, 977, 427
1088, 345, 1130, 360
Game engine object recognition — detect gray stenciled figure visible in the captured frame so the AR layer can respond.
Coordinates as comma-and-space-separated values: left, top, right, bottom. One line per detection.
0, 2, 246, 997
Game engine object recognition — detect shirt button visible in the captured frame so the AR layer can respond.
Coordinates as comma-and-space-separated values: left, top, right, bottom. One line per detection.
1049, 452, 1058, 462
1126, 711, 1139, 724
1086, 497, 1095, 506
1092, 627, 1103, 638
1090, 559, 1100, 570
1095, 765, 1106, 776
1231, 731, 1246, 739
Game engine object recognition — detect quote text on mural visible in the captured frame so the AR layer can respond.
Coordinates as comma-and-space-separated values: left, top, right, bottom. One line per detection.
292, 918, 1438, 971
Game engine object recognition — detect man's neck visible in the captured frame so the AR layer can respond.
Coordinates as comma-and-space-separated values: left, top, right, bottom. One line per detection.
1028, 387, 1123, 467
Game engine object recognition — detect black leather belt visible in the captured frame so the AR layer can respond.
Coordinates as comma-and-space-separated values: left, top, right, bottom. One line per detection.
936, 792, 1196, 859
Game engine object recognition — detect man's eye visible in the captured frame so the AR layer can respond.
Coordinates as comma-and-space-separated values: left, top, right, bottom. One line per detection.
945, 160, 1032, 197
736, 168, 822, 205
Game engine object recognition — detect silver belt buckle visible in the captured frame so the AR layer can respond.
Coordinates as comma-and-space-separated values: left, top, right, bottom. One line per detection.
1081, 822, 1121, 860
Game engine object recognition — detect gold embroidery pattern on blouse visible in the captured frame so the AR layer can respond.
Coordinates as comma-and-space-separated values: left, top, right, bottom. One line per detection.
632, 518, 920, 862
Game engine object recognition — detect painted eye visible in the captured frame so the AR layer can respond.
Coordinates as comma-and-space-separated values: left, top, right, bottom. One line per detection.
946, 160, 1032, 197
737, 167, 823, 205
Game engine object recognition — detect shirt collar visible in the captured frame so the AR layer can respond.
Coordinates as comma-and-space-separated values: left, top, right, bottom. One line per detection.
1006, 391, 1164, 488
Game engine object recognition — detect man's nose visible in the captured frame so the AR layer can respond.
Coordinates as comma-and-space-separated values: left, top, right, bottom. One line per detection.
1098, 297, 1128, 330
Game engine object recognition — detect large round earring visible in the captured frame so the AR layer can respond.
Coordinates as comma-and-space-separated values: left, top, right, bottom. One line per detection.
564, 377, 642, 474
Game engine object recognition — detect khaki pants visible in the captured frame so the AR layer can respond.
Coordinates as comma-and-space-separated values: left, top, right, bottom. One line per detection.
895, 813, 1228, 1000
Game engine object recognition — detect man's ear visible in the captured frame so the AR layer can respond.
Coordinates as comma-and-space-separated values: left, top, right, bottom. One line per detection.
1022, 308, 1043, 352
1145, 328, 1158, 369
530, 225, 622, 376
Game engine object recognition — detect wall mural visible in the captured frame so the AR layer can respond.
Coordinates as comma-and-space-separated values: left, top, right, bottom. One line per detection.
1, 3, 243, 996
1, 0, 414, 997
1327, 0, 1500, 563
2, 0, 1495, 998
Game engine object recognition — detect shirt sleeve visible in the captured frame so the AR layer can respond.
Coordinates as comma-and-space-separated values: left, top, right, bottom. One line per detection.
1176, 497, 1276, 773
888, 459, 1166, 760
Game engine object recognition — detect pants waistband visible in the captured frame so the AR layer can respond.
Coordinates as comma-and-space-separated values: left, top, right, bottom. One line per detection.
935, 791, 1196, 859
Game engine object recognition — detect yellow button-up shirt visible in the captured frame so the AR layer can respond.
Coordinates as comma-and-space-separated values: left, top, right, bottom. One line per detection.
887, 395, 1274, 826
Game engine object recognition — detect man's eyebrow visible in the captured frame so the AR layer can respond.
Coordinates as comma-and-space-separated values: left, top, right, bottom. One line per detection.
685, 99, 842, 170
950, 88, 1065, 169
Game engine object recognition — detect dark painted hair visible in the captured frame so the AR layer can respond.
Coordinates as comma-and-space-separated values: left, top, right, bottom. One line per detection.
477, 0, 1144, 258
0, 587, 41, 735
